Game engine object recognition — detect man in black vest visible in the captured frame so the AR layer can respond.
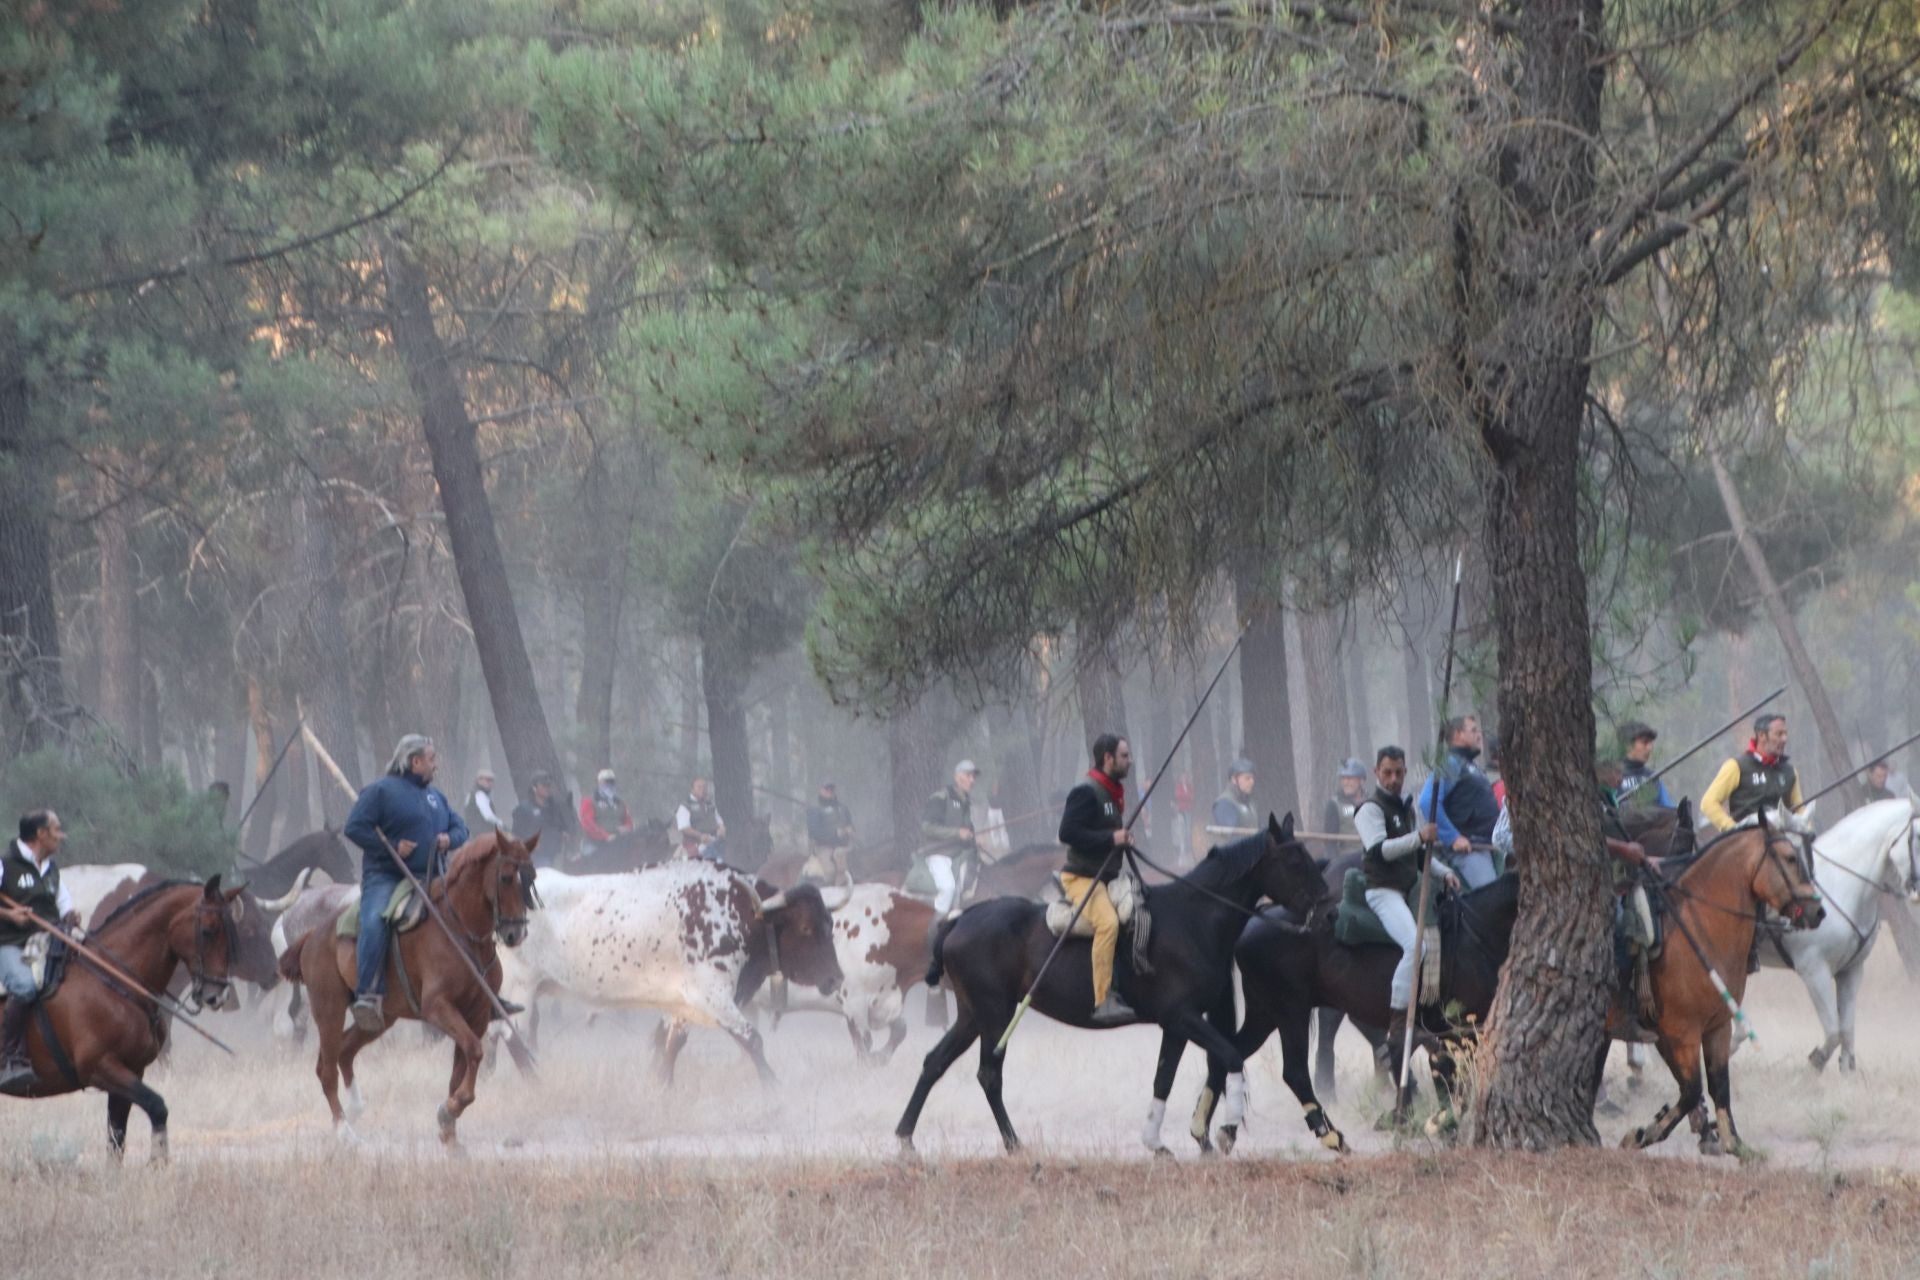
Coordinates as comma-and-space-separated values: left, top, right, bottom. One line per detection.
1353, 748, 1448, 1054
676, 776, 726, 859
803, 782, 855, 883
1058, 734, 1136, 1025
511, 771, 562, 863
0, 810, 79, 1095
1701, 713, 1807, 833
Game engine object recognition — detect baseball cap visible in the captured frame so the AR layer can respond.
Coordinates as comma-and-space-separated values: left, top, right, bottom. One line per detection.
955, 759, 980, 775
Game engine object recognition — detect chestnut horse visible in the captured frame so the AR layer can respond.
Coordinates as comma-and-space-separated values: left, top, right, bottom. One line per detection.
1, 877, 244, 1161
280, 831, 537, 1148
1615, 820, 1824, 1157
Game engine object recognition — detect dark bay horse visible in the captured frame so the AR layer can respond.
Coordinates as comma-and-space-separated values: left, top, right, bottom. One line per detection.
281, 831, 538, 1148
91, 869, 291, 997
245, 827, 358, 898
893, 815, 1325, 1155
1616, 820, 1823, 1157
2, 877, 244, 1160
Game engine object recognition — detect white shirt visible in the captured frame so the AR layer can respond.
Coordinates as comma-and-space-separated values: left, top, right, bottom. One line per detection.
472, 789, 502, 826
12, 840, 74, 917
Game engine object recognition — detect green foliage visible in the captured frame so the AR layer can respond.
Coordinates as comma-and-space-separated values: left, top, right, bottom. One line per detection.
0, 750, 235, 876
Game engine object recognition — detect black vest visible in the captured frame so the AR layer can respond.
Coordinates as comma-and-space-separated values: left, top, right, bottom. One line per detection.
1360, 789, 1421, 894
0, 845, 61, 948
1728, 752, 1797, 824
682, 794, 720, 837
592, 792, 625, 831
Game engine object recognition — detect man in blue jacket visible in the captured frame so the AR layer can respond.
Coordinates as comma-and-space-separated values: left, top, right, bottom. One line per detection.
343, 734, 469, 1032
1420, 715, 1500, 889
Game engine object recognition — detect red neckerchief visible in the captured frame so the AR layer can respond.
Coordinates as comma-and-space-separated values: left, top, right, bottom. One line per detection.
1088, 769, 1126, 819
1746, 738, 1782, 768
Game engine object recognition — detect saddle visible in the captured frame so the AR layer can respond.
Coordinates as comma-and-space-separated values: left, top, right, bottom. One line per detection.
333, 879, 430, 940
1333, 869, 1442, 1006
1041, 869, 1141, 937
19, 934, 70, 1001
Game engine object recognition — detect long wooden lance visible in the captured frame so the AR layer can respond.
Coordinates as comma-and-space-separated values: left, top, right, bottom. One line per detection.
1402, 551, 1464, 1096
1796, 727, 1920, 810
1639, 686, 1787, 791
373, 831, 537, 1065
994, 624, 1249, 1055
0, 893, 236, 1056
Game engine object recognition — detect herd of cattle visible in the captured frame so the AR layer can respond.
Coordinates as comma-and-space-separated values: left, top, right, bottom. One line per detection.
59, 833, 943, 1083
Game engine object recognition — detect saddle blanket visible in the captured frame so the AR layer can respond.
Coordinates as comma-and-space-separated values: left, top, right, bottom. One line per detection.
1334, 869, 1442, 1005
334, 880, 427, 939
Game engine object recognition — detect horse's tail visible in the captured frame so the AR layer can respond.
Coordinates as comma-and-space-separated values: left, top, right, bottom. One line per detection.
277, 934, 308, 985
926, 915, 960, 987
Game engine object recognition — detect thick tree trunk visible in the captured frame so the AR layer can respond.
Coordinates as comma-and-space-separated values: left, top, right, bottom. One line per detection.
1233, 566, 1299, 825
572, 462, 632, 778
699, 625, 757, 867
294, 476, 362, 810
679, 638, 702, 780
383, 239, 567, 804
1468, 0, 1612, 1150
244, 677, 282, 861
138, 661, 161, 769
1708, 449, 1858, 808
1298, 608, 1352, 806
96, 469, 140, 744
1346, 614, 1376, 755
1397, 570, 1434, 752
0, 353, 67, 754
285, 733, 312, 840
213, 704, 246, 825
1076, 647, 1127, 747
1189, 667, 1219, 839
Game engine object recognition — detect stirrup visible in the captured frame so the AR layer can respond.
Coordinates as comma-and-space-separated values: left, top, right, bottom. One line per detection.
350, 997, 386, 1034
1090, 994, 1136, 1026
0, 1058, 38, 1097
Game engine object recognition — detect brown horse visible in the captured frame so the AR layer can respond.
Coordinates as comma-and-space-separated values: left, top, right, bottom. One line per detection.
280, 831, 537, 1148
1615, 821, 1824, 1157
1, 877, 244, 1161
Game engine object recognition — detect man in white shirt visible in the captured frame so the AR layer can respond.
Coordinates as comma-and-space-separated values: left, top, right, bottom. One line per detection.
464, 769, 504, 830
0, 810, 77, 1094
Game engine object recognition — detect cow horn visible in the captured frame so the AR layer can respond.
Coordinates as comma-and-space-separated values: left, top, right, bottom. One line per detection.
819, 884, 852, 911
760, 891, 787, 912
256, 866, 314, 914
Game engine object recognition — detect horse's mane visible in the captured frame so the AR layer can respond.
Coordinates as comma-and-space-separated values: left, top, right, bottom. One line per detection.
1183, 830, 1269, 890
92, 878, 196, 934
1678, 823, 1775, 883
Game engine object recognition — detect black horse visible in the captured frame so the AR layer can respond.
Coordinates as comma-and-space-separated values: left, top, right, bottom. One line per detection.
893, 814, 1325, 1156
1195, 840, 1521, 1155
243, 827, 358, 898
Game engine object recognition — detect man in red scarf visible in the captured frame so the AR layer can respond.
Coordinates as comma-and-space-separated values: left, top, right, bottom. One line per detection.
1057, 734, 1137, 1025
1701, 712, 1807, 832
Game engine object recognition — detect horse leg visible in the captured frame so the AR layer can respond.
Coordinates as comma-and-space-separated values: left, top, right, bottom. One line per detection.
93, 1058, 168, 1163
420, 995, 485, 1149
1700, 1024, 1738, 1158
336, 1022, 382, 1123
1620, 1035, 1701, 1152
1276, 1007, 1347, 1155
1312, 1008, 1344, 1103
1835, 962, 1865, 1073
893, 1012, 980, 1156
975, 1030, 1021, 1154
106, 1091, 133, 1161
1144, 1028, 1186, 1156
1796, 956, 1842, 1072
1174, 1010, 1270, 1157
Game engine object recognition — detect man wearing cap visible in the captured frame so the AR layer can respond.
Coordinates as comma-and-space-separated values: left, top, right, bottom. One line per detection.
921, 760, 981, 918
465, 769, 504, 831
676, 776, 726, 859
803, 781, 855, 883
1057, 733, 1137, 1025
1212, 760, 1258, 834
1321, 759, 1369, 852
579, 767, 635, 844
1702, 713, 1807, 833
512, 771, 562, 851
1616, 721, 1673, 810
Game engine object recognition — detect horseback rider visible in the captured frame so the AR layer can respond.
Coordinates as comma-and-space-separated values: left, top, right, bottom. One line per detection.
1354, 747, 1453, 1054
1320, 759, 1368, 855
1212, 759, 1258, 833
1057, 734, 1137, 1026
1422, 715, 1501, 888
1701, 713, 1808, 833
510, 770, 562, 859
0, 810, 79, 1095
802, 782, 855, 884
342, 735, 469, 1033
1598, 775, 1659, 1034
921, 760, 981, 917
676, 776, 725, 859
464, 769, 503, 831
580, 768, 635, 844
1860, 759, 1902, 807
1617, 721, 1674, 810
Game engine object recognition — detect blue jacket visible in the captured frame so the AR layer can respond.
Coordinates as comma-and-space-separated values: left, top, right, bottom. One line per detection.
1618, 760, 1674, 809
344, 772, 469, 877
1421, 748, 1499, 846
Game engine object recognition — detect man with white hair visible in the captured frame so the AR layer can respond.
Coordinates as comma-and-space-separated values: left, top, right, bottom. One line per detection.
342, 734, 469, 1032
464, 768, 503, 830
579, 767, 635, 844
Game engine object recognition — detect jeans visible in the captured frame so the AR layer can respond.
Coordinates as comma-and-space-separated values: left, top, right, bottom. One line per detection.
1454, 850, 1497, 889
0, 944, 33, 1001
927, 855, 957, 915
1364, 887, 1420, 1011
355, 848, 430, 999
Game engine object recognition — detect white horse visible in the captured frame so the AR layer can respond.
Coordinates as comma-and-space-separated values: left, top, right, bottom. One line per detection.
1757, 798, 1920, 1072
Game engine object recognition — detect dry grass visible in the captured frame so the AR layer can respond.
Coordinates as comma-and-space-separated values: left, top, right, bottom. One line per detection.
4, 945, 1920, 1277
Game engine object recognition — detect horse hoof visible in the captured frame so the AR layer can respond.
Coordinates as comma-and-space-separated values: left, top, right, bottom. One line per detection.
150, 1133, 169, 1166
1149, 1145, 1174, 1161
1326, 1130, 1351, 1155
436, 1103, 457, 1142
895, 1136, 919, 1164
1619, 1129, 1642, 1151
336, 1123, 362, 1147
1839, 1053, 1858, 1074
345, 1082, 366, 1120
1809, 1047, 1830, 1073
1216, 1124, 1238, 1157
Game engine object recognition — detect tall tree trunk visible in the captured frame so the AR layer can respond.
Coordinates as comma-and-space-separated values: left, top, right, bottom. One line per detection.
679, 637, 702, 780
1233, 566, 1300, 825
1076, 645, 1127, 746
0, 352, 67, 753
1398, 570, 1434, 752
285, 732, 311, 841
213, 704, 245, 825
1145, 675, 1173, 835
699, 626, 757, 867
383, 239, 567, 806
573, 571, 623, 775
96, 468, 140, 744
1189, 667, 1219, 839
1708, 449, 1858, 808
1346, 614, 1376, 755
138, 661, 161, 769
295, 475, 363, 809
1298, 608, 1352, 809
244, 677, 282, 861
768, 683, 792, 802
1469, 0, 1610, 1150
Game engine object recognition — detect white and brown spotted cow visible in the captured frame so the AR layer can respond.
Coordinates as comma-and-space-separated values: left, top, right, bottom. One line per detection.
809, 884, 938, 1065
496, 861, 844, 1083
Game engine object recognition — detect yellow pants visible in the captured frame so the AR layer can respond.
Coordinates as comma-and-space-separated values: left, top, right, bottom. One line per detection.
1059, 872, 1120, 1006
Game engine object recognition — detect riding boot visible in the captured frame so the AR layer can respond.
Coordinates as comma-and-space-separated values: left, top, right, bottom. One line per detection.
492, 998, 526, 1019
1090, 992, 1137, 1026
0, 998, 39, 1096
1632, 951, 1658, 1033
350, 993, 385, 1034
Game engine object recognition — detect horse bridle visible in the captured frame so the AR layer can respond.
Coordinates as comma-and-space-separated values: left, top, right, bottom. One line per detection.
461, 850, 531, 947
183, 901, 239, 1015
1761, 830, 1823, 926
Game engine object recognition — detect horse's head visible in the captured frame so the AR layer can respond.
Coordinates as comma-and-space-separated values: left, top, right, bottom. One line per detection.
1903, 810, 1920, 904
171, 875, 249, 1011
487, 830, 539, 947
1751, 817, 1824, 931
1253, 813, 1327, 915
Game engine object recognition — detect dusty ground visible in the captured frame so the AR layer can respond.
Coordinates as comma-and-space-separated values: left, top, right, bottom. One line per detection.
3, 942, 1919, 1276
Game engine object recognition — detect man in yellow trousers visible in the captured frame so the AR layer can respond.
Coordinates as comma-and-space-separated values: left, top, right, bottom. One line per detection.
1057, 733, 1136, 1025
